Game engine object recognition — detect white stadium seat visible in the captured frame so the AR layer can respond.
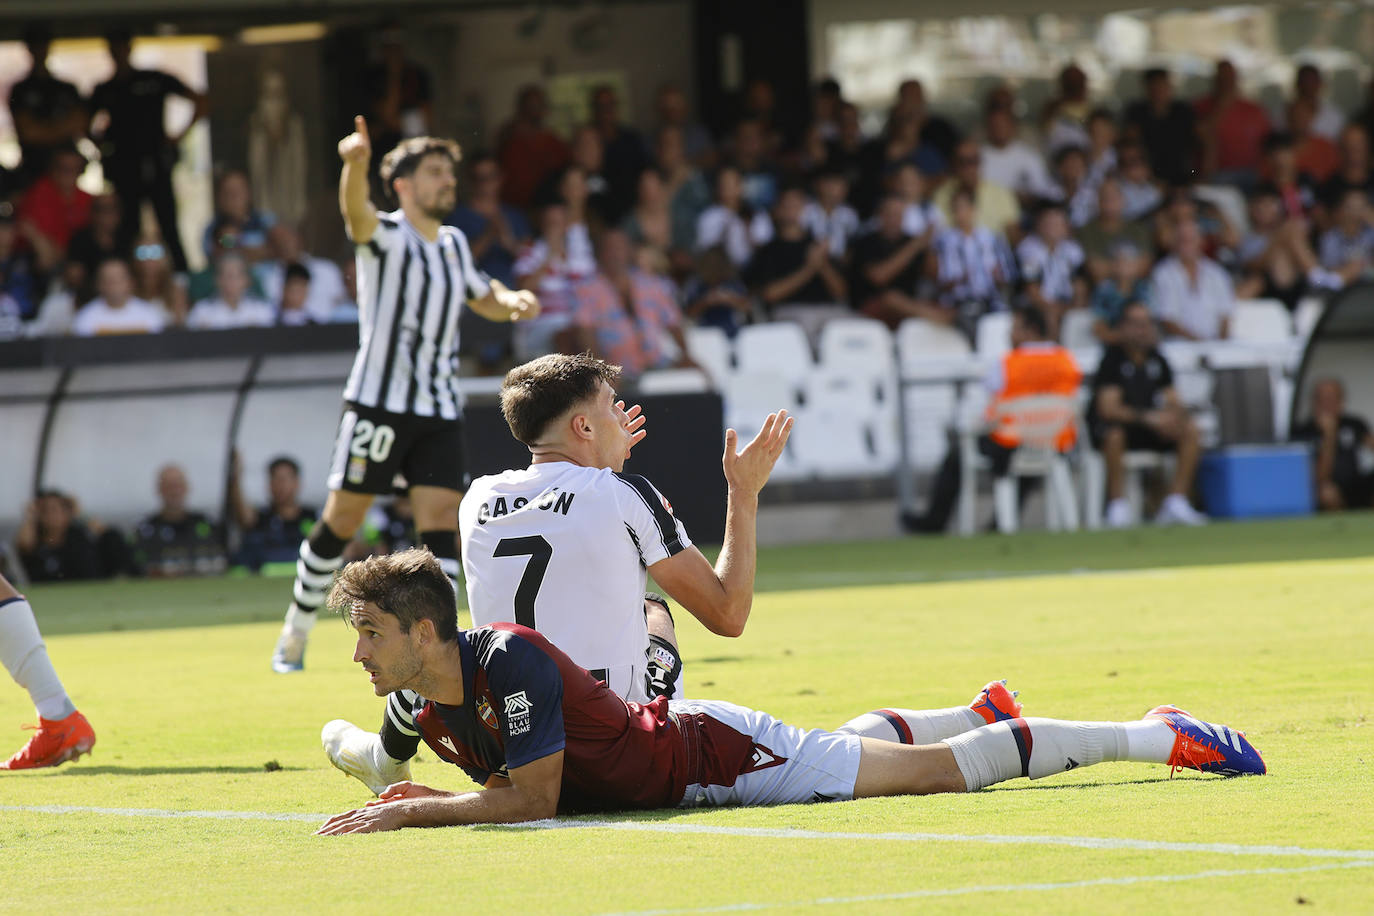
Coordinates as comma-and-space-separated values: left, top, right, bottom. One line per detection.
902, 382, 957, 471
721, 371, 798, 433
975, 311, 1013, 360
734, 321, 813, 383
636, 368, 712, 395
684, 326, 733, 386
817, 317, 895, 375
1293, 297, 1325, 341
1229, 299, 1293, 344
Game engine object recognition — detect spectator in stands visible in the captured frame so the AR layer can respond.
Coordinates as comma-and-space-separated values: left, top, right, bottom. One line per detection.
654, 83, 713, 169
731, 118, 781, 213
259, 225, 347, 323
7, 25, 85, 189
739, 79, 784, 159
186, 254, 275, 330
828, 103, 868, 208
888, 161, 942, 239
790, 123, 833, 179
27, 261, 83, 337
1261, 132, 1317, 220
870, 111, 943, 190
17, 144, 92, 255
590, 84, 650, 224
1017, 203, 1086, 339
1317, 188, 1374, 287
933, 140, 1021, 239
654, 125, 711, 261
570, 229, 692, 378
1149, 220, 1234, 341
363, 25, 433, 160
131, 237, 189, 325
1153, 187, 1238, 262
696, 165, 773, 269
1044, 145, 1097, 227
1042, 63, 1093, 154
131, 464, 226, 577
1084, 108, 1119, 187
1115, 140, 1165, 220
0, 202, 48, 321
1236, 185, 1325, 307
276, 262, 312, 326
620, 169, 673, 265
980, 105, 1054, 205
1195, 60, 1271, 186
1316, 124, 1374, 227
1285, 63, 1345, 141
932, 187, 1016, 335
203, 169, 275, 266
745, 186, 847, 333
849, 194, 946, 329
15, 491, 106, 583
1124, 68, 1196, 185
1079, 177, 1153, 284
810, 77, 844, 142
903, 307, 1080, 534
890, 78, 959, 164
71, 257, 166, 336
566, 125, 615, 228
497, 85, 568, 210
513, 200, 596, 360
802, 168, 860, 260
1090, 242, 1151, 344
89, 28, 206, 272
1286, 99, 1341, 185
1088, 301, 1207, 528
67, 192, 128, 304
1292, 377, 1374, 511
228, 453, 319, 571
681, 247, 751, 338
445, 153, 530, 289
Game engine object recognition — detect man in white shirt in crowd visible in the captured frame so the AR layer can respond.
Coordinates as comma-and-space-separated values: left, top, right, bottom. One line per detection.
258, 225, 348, 323
71, 257, 166, 336
186, 253, 276, 330
1150, 220, 1235, 341
980, 106, 1055, 205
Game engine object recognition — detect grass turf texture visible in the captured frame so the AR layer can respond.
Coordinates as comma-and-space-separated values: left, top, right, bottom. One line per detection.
1, 515, 1371, 913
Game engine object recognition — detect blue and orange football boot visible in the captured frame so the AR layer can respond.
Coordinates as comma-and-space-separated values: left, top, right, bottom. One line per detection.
1145, 705, 1266, 777
970, 680, 1023, 725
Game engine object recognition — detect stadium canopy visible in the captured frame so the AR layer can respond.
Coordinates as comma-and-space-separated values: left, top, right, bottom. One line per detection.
1291, 282, 1374, 432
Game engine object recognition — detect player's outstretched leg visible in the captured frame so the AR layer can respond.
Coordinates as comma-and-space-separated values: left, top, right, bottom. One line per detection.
0, 576, 96, 770
836, 680, 1023, 744
322, 690, 417, 795
272, 521, 350, 673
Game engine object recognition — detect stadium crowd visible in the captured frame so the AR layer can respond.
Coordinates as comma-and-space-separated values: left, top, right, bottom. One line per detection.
5, 24, 1374, 580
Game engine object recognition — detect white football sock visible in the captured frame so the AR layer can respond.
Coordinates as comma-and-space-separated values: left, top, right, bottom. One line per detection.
836, 706, 985, 744
0, 597, 76, 721
944, 718, 1176, 791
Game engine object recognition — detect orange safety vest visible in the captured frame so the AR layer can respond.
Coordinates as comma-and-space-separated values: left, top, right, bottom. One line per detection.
989, 345, 1082, 450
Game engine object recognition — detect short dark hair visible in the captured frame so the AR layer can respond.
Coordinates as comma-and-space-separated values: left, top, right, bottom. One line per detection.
1115, 300, 1152, 327
1143, 67, 1170, 84
1263, 130, 1295, 154
500, 353, 622, 446
268, 455, 301, 476
379, 137, 462, 200
283, 262, 311, 284
1014, 306, 1049, 338
327, 548, 459, 642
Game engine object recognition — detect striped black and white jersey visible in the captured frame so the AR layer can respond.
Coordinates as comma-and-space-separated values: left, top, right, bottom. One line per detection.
343, 209, 491, 420
459, 461, 692, 703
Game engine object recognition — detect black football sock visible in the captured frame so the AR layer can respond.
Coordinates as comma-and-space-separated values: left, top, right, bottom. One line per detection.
379, 689, 421, 761
419, 530, 460, 595
283, 521, 348, 632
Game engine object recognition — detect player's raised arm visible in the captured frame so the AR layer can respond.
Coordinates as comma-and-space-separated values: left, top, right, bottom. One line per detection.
337, 115, 380, 244
648, 410, 793, 637
315, 750, 563, 833
468, 277, 541, 323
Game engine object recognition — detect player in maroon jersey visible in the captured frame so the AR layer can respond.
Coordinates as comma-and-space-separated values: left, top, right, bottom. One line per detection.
316, 550, 1265, 834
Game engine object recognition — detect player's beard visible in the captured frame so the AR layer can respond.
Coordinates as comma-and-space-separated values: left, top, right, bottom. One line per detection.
374, 647, 424, 696
421, 188, 456, 221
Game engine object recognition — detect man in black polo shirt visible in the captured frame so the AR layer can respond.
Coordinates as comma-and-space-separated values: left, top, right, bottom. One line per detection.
88, 28, 207, 271
849, 194, 949, 329
1291, 377, 1374, 511
744, 185, 846, 326
7, 25, 85, 191
1089, 301, 1206, 528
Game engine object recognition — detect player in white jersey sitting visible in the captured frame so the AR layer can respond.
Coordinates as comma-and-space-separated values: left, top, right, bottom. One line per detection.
322, 352, 793, 793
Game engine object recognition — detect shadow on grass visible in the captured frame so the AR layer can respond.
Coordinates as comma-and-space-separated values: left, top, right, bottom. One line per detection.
39, 764, 306, 777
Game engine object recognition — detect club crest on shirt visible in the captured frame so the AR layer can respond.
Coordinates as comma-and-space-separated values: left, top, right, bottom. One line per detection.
347, 456, 367, 484
504, 691, 533, 736
477, 695, 499, 731
660, 494, 673, 514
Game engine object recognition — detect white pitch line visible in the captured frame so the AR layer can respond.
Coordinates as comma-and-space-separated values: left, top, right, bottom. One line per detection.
6, 804, 1374, 864
599, 861, 1374, 916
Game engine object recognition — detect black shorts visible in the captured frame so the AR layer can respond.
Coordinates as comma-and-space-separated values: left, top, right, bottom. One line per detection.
327, 402, 467, 496
1090, 421, 1173, 453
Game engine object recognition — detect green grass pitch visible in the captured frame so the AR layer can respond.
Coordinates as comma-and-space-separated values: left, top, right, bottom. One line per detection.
2, 516, 1372, 914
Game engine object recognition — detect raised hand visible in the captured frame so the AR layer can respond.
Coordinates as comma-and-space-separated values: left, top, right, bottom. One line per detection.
722, 410, 793, 497
337, 115, 372, 164
616, 399, 648, 453
489, 278, 542, 322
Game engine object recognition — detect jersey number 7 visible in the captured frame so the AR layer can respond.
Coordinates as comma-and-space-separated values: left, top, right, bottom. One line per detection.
492, 536, 552, 629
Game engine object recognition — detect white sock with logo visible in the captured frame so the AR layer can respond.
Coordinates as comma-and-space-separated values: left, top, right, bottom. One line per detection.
0, 597, 76, 721
836, 706, 985, 744
944, 718, 1176, 791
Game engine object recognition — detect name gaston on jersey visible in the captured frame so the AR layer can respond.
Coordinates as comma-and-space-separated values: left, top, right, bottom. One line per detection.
475, 488, 576, 525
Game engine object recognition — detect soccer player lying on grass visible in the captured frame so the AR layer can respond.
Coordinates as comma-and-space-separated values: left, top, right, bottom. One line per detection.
316, 550, 1265, 835
0, 571, 95, 770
